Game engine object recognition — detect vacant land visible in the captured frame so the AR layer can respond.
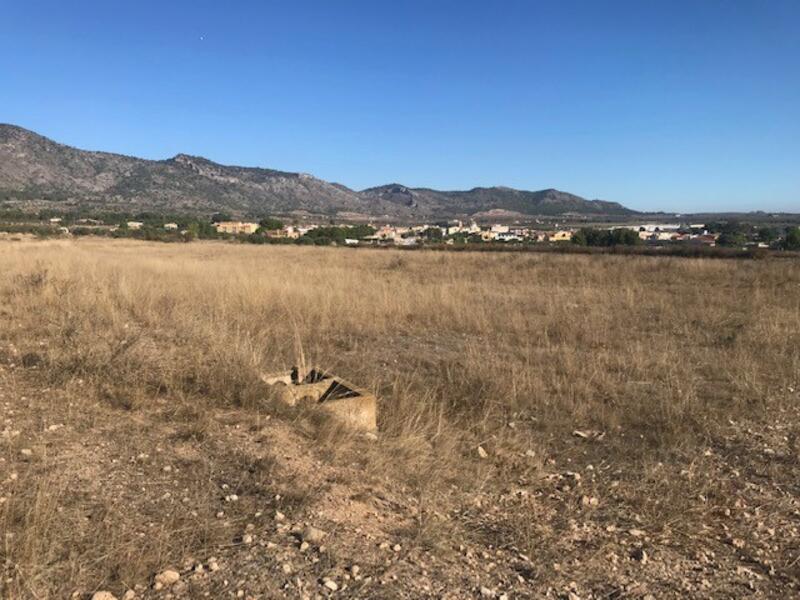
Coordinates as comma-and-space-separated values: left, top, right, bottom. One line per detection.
1, 238, 799, 599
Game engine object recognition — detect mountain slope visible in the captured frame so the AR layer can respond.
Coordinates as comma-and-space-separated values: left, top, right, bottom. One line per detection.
359, 184, 631, 217
0, 124, 634, 218
0, 124, 375, 216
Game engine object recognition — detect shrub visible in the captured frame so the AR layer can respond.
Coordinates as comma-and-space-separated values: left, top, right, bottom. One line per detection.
572, 227, 640, 247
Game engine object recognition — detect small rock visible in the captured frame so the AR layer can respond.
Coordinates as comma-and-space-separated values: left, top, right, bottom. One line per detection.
392, 544, 402, 552
275, 511, 286, 522
480, 586, 496, 598
122, 591, 136, 600
737, 565, 762, 579
20, 448, 33, 458
302, 525, 327, 545
91, 592, 118, 600
628, 528, 646, 537
242, 534, 253, 545
322, 578, 338, 591
154, 569, 180, 589
172, 580, 187, 594
477, 445, 489, 459
572, 429, 604, 440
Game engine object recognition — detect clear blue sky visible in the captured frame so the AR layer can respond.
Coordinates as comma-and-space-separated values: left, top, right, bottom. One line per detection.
2, 1, 798, 212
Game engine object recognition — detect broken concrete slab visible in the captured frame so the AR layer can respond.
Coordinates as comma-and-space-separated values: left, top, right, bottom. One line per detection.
261, 368, 377, 431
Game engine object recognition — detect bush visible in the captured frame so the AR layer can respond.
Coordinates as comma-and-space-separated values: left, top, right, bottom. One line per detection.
758, 227, 779, 243
572, 227, 640, 247
298, 225, 375, 245
784, 227, 800, 251
718, 232, 747, 247
258, 217, 284, 231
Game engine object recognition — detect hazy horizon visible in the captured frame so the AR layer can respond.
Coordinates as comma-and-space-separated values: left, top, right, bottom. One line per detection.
2, 1, 798, 213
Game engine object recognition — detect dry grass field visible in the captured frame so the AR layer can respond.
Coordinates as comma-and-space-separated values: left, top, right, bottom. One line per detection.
1, 238, 799, 599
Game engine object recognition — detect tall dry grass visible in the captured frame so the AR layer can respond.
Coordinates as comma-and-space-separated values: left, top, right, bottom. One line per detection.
1, 238, 799, 595
2, 238, 799, 450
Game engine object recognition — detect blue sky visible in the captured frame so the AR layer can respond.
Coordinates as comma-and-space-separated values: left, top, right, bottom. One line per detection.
2, 0, 798, 212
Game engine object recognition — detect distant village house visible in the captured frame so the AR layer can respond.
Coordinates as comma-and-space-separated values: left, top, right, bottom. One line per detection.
547, 230, 573, 242
215, 221, 260, 235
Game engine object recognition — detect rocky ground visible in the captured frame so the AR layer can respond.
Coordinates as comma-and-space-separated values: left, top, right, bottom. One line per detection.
2, 347, 800, 599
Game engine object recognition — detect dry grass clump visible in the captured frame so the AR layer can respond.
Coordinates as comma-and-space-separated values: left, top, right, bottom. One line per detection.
1, 238, 799, 596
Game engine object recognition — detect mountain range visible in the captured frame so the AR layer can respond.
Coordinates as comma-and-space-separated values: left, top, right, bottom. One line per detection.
0, 124, 634, 220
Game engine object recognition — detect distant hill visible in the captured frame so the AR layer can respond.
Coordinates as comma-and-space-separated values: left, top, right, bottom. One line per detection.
358, 184, 632, 218
0, 124, 635, 219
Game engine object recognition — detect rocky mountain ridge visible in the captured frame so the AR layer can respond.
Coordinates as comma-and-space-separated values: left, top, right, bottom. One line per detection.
0, 124, 634, 219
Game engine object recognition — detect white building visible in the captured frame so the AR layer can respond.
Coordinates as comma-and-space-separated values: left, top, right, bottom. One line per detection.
496, 232, 522, 242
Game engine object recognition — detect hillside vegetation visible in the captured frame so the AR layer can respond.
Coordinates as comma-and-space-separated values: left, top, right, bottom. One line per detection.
1, 239, 799, 599
0, 124, 632, 219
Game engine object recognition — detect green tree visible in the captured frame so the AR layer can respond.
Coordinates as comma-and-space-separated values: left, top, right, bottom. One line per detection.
717, 232, 747, 247
347, 224, 375, 239
298, 225, 375, 245
571, 229, 588, 246
757, 227, 778, 243
572, 227, 639, 247
608, 228, 641, 246
784, 227, 800, 251
185, 222, 200, 240
421, 227, 443, 241
258, 217, 284, 231
210, 212, 232, 223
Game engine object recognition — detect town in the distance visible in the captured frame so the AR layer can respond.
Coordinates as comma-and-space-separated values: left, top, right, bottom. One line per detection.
2, 209, 800, 251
